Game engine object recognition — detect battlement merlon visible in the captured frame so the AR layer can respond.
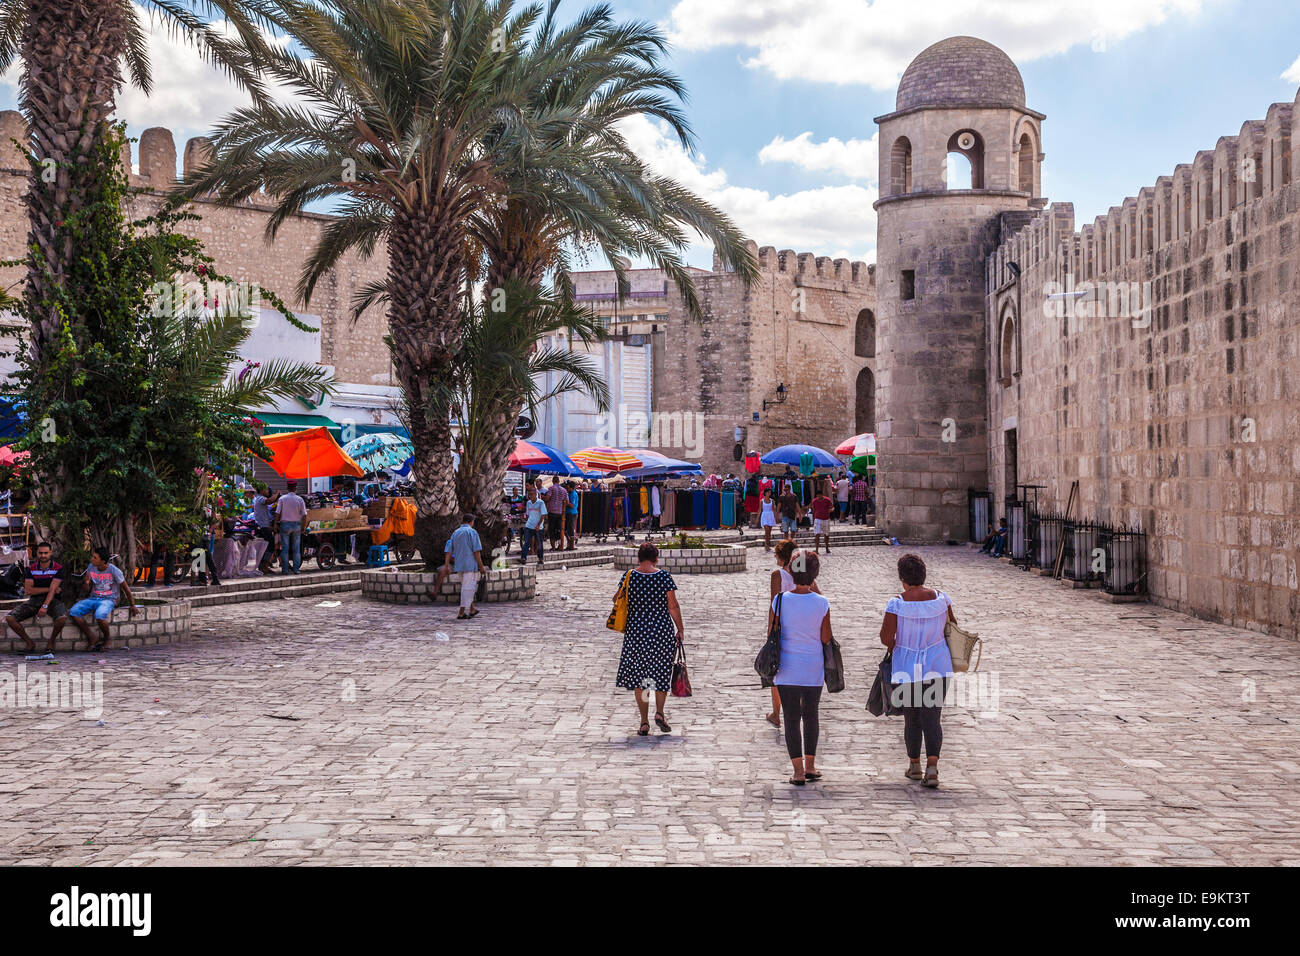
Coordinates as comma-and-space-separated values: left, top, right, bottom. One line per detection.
986, 89, 1298, 281
734, 242, 874, 288
0, 115, 285, 207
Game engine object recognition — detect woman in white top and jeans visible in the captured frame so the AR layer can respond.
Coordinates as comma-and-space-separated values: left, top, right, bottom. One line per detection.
768, 549, 832, 786
879, 553, 956, 788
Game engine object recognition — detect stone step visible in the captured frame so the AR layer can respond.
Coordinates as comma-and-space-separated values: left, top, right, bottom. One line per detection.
184, 579, 363, 608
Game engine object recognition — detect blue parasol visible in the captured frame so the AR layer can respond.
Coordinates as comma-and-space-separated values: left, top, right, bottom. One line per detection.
760, 444, 840, 468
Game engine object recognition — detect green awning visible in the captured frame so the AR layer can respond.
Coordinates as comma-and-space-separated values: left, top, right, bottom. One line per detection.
257, 413, 341, 439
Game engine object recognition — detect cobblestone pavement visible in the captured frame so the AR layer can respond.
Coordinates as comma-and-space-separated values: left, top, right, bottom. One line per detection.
1, 544, 1297, 866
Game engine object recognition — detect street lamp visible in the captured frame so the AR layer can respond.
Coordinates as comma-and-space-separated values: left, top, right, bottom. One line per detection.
762, 382, 788, 412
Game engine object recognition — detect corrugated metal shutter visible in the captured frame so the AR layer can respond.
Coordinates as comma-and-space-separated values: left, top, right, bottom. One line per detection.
620, 342, 651, 446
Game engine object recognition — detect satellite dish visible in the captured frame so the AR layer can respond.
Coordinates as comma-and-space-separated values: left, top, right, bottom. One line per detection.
956, 131, 976, 151
514, 416, 535, 440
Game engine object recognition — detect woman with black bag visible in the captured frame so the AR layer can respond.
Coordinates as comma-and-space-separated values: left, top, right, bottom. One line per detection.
766, 549, 833, 786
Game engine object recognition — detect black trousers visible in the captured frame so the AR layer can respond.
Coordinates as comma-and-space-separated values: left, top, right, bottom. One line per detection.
899, 678, 947, 759
852, 498, 868, 524
777, 685, 822, 760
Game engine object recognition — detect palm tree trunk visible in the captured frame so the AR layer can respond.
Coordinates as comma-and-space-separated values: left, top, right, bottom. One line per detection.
387, 208, 468, 563
456, 400, 522, 560
20, 0, 130, 359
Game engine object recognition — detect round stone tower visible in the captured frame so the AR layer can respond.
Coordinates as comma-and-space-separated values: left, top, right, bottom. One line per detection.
873, 36, 1044, 541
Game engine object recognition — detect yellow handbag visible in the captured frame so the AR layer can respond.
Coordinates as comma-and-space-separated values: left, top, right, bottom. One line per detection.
606, 571, 631, 632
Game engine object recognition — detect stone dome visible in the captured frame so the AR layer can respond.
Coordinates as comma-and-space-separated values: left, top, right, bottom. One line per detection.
896, 37, 1025, 111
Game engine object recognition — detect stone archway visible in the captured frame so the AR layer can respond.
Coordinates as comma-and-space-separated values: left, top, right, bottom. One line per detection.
854, 308, 875, 358
855, 366, 875, 433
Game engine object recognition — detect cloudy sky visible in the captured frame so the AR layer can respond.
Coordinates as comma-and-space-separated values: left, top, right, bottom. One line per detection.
4, 0, 1298, 268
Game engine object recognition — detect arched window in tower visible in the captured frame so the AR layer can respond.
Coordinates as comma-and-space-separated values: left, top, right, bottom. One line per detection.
854, 308, 876, 358
855, 367, 876, 433
945, 129, 984, 189
1017, 131, 1035, 193
999, 306, 1018, 384
889, 137, 912, 195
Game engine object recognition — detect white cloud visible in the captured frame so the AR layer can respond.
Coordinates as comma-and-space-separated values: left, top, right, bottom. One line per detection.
666, 0, 1209, 88
759, 131, 878, 182
1284, 54, 1300, 84
621, 115, 877, 263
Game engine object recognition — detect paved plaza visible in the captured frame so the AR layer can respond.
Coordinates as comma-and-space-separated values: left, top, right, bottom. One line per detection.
1, 544, 1297, 866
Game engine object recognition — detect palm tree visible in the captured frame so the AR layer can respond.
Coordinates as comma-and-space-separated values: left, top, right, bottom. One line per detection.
185, 0, 537, 558
435, 280, 609, 552
0, 0, 288, 363
472, 2, 757, 303
461, 2, 758, 532
188, 0, 757, 562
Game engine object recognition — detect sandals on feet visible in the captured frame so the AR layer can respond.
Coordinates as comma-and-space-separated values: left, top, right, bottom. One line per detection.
923, 765, 939, 788
654, 713, 671, 733
803, 770, 822, 781
905, 763, 924, 780
637, 722, 650, 736
788, 776, 806, 786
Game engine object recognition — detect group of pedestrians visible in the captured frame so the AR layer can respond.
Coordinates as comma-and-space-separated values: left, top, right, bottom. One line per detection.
756, 480, 841, 554
611, 544, 959, 788
517, 478, 580, 566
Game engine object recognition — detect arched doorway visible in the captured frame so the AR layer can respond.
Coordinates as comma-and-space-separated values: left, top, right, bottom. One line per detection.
855, 366, 875, 433
854, 308, 875, 358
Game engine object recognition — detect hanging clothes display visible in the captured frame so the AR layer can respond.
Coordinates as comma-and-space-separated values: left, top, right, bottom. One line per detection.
720, 489, 735, 527
661, 488, 676, 527
744, 476, 761, 516
582, 490, 609, 535
691, 489, 707, 527
675, 489, 693, 527
706, 490, 721, 530
744, 452, 761, 474
639, 485, 650, 516
650, 485, 662, 517
799, 452, 815, 476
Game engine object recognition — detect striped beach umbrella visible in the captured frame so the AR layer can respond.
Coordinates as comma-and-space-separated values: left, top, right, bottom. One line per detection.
570, 446, 645, 473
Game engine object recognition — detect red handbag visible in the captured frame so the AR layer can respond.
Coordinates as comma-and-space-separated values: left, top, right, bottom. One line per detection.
671, 642, 693, 698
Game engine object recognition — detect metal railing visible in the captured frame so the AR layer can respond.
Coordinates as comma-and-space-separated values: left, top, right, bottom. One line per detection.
1098, 523, 1148, 596
1060, 520, 1103, 585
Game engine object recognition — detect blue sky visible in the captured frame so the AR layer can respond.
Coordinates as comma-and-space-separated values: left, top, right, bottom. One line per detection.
3, 0, 1297, 268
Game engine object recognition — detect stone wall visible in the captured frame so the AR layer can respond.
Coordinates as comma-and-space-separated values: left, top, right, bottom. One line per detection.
361, 566, 537, 604
0, 600, 193, 653
649, 241, 876, 473
985, 89, 1300, 640
0, 117, 393, 391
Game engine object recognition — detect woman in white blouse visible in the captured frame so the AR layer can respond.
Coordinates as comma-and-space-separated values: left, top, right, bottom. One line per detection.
879, 553, 957, 788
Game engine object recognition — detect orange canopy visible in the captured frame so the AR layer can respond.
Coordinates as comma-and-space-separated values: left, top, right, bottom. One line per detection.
258, 427, 364, 479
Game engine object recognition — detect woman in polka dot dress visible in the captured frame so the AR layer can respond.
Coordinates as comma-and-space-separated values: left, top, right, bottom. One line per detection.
615, 542, 686, 735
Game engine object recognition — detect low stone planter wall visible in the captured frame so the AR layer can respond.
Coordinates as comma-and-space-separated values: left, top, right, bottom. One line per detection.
0, 599, 192, 654
613, 544, 747, 574
361, 566, 537, 604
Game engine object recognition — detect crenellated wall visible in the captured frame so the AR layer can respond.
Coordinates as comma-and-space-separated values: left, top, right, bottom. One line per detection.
0, 115, 394, 391
985, 87, 1300, 640
647, 239, 877, 471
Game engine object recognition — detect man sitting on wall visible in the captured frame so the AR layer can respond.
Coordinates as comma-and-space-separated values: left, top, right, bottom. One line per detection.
4, 541, 68, 653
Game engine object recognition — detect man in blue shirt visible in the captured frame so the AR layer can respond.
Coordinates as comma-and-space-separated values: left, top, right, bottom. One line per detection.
437, 514, 486, 619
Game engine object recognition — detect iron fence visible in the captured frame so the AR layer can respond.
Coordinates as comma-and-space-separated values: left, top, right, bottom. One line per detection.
1098, 523, 1148, 596
1060, 520, 1103, 585
1032, 510, 1066, 571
